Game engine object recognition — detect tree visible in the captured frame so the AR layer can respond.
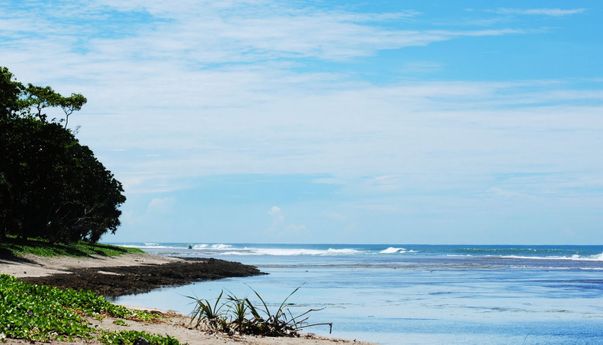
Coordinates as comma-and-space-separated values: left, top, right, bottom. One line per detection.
0, 67, 23, 119
0, 67, 124, 243
18, 84, 87, 128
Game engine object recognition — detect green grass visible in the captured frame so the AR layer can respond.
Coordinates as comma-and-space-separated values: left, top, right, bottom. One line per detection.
0, 274, 170, 343
0, 236, 143, 258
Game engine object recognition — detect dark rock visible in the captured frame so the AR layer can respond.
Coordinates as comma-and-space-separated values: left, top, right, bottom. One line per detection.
21, 257, 266, 297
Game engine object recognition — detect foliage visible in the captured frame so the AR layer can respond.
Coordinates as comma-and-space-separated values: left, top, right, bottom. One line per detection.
0, 66, 87, 126
19, 84, 86, 128
0, 236, 143, 257
0, 67, 22, 118
0, 66, 125, 243
99, 330, 180, 345
0, 277, 92, 341
112, 319, 129, 326
0, 274, 159, 342
189, 287, 332, 337
190, 290, 228, 330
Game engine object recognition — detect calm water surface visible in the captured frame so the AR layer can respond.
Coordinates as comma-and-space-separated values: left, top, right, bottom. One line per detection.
112, 244, 603, 345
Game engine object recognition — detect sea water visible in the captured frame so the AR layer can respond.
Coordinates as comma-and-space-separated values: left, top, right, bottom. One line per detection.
112, 244, 603, 345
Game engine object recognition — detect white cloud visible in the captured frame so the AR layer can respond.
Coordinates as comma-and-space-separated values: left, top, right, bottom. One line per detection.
491, 8, 586, 17
1, 0, 601, 200
488, 187, 524, 198
147, 197, 175, 213
0, 1, 524, 73
66, 78, 603, 195
268, 206, 285, 225
267, 206, 306, 236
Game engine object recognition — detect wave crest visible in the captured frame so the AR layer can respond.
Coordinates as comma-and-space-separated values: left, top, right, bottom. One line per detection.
192, 244, 232, 250
226, 248, 362, 256
191, 246, 362, 256
449, 252, 603, 262
380, 247, 407, 254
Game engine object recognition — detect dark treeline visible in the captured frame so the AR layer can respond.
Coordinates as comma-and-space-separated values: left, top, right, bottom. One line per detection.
0, 67, 125, 243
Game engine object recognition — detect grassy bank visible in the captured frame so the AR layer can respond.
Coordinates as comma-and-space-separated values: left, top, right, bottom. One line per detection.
0, 237, 143, 258
0, 274, 178, 344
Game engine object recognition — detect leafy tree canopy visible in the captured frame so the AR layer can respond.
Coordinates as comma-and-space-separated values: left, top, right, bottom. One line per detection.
0, 67, 124, 243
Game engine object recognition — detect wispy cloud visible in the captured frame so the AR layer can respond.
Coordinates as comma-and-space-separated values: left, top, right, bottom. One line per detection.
1, 0, 601, 201
491, 8, 586, 17
267, 206, 306, 238
0, 1, 525, 67
3, 0, 598, 243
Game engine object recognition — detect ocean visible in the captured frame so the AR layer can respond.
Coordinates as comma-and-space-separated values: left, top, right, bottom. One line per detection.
111, 243, 603, 345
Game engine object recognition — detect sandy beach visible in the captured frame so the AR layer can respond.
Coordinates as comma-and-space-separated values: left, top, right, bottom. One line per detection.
0, 253, 373, 345
2, 311, 370, 345
0, 252, 180, 278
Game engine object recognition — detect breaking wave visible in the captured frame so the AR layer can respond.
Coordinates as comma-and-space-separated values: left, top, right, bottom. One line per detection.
192, 244, 233, 250
193, 245, 362, 256
380, 247, 412, 254
495, 252, 603, 262
448, 252, 603, 262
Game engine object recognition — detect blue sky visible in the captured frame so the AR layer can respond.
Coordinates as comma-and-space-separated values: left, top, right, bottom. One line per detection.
2, 1, 602, 244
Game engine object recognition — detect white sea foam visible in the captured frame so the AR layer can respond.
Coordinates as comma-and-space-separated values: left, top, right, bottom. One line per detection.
450, 252, 603, 262
209, 247, 362, 256
260, 248, 360, 256
587, 252, 603, 261
192, 244, 233, 250
114, 244, 140, 248
120, 244, 179, 249
495, 254, 603, 261
380, 247, 407, 254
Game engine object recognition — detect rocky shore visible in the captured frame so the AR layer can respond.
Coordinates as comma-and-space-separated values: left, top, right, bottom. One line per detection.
22, 257, 265, 297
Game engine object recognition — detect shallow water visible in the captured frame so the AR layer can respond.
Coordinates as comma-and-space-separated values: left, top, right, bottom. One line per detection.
113, 244, 603, 345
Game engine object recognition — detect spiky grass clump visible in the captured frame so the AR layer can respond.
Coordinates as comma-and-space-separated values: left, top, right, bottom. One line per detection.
189, 287, 332, 337
190, 290, 229, 331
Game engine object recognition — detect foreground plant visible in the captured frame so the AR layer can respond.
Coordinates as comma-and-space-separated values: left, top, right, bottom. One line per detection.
100, 330, 179, 345
189, 287, 332, 337
189, 290, 228, 330
0, 275, 166, 342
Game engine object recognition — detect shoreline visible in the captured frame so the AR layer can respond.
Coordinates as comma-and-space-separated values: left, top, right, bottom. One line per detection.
23, 256, 265, 297
1, 253, 264, 296
0, 252, 373, 345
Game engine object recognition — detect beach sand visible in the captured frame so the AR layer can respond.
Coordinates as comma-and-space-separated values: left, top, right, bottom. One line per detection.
0, 253, 373, 345
2, 312, 371, 345
0, 252, 180, 278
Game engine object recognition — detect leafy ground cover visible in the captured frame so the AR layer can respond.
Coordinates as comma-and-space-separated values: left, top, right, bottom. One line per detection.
0, 236, 142, 258
0, 274, 176, 344
99, 330, 180, 345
